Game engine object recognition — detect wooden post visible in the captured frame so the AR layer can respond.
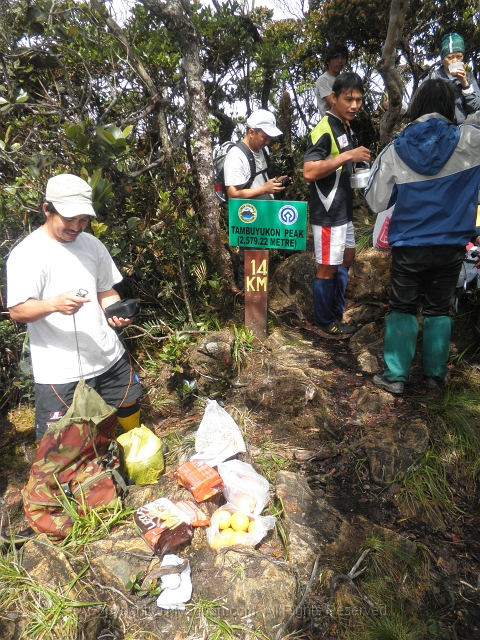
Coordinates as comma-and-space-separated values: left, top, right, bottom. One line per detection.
244, 249, 269, 341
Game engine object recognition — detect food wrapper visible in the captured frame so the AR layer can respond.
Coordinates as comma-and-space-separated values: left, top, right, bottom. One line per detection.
173, 500, 210, 527
134, 498, 193, 556
174, 460, 224, 502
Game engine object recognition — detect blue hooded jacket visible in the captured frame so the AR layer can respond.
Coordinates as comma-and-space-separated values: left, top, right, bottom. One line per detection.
365, 114, 480, 247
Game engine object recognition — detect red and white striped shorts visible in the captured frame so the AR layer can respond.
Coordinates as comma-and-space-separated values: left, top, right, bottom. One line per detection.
312, 222, 355, 265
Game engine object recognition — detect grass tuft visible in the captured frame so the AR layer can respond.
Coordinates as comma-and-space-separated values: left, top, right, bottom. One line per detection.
0, 542, 102, 639
397, 447, 458, 523
186, 597, 268, 639
432, 381, 480, 455
57, 486, 134, 553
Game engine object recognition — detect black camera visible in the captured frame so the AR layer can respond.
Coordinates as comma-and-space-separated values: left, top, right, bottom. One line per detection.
105, 299, 141, 319
276, 176, 292, 187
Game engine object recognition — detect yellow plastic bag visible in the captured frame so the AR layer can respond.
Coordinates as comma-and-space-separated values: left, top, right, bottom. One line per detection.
117, 425, 164, 486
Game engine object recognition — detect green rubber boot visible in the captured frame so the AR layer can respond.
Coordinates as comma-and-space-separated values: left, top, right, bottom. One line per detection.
422, 315, 452, 383
383, 312, 418, 382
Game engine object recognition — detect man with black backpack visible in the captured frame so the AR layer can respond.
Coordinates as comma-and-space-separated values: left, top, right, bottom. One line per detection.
223, 109, 287, 289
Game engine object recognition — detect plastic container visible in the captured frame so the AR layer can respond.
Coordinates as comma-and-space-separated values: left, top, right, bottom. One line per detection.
174, 460, 224, 502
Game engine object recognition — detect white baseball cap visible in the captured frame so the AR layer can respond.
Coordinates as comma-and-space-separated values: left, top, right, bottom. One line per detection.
45, 174, 96, 218
246, 109, 282, 137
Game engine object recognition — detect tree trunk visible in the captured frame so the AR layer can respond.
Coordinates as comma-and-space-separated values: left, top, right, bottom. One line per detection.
141, 0, 235, 289
378, 0, 409, 146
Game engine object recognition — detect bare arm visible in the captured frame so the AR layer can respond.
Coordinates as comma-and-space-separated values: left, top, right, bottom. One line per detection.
303, 146, 370, 182
98, 288, 121, 311
324, 93, 334, 111
9, 292, 91, 323
226, 176, 287, 200
98, 288, 133, 328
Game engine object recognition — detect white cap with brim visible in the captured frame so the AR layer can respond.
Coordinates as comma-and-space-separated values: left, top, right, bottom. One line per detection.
246, 109, 283, 137
45, 174, 97, 218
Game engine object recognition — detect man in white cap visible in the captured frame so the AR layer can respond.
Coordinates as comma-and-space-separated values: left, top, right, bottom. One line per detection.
223, 109, 288, 289
7, 174, 142, 440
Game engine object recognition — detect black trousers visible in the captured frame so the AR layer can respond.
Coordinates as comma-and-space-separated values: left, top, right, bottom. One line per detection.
389, 245, 464, 316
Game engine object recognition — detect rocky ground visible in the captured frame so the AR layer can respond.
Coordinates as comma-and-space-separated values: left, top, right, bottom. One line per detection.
0, 249, 479, 640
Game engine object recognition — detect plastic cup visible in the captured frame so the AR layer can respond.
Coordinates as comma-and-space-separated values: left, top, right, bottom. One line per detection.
449, 62, 464, 74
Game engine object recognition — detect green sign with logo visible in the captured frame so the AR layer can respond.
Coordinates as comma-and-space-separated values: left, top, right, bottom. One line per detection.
228, 199, 308, 250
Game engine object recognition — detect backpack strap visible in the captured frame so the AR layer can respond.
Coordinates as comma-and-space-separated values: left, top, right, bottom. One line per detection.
235, 140, 270, 189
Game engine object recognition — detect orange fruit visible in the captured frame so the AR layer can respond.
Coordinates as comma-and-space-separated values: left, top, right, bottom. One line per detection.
211, 535, 226, 550
220, 528, 235, 543
217, 510, 232, 530
230, 512, 250, 532
247, 520, 255, 533
232, 530, 248, 545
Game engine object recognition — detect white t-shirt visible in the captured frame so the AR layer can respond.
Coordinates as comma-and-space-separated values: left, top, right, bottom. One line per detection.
7, 229, 125, 384
315, 72, 336, 117
223, 145, 273, 200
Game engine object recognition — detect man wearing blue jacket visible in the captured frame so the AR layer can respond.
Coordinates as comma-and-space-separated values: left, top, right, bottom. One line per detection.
365, 79, 480, 393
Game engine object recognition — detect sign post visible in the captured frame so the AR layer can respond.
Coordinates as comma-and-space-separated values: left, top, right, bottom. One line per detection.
229, 199, 308, 340
244, 249, 269, 339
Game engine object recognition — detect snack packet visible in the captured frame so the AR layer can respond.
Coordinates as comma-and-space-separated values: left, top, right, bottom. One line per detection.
173, 500, 210, 527
174, 460, 224, 502
134, 497, 193, 556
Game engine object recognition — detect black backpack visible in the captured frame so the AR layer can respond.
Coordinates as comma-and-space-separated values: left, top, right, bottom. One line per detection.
213, 140, 271, 208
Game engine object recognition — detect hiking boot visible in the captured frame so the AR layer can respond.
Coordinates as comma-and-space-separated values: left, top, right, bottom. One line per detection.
337, 322, 357, 334
317, 321, 356, 335
425, 372, 451, 391
373, 374, 404, 394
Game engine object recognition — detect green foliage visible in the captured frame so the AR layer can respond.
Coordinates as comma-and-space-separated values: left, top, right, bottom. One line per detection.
58, 487, 134, 553
158, 330, 195, 370
186, 597, 268, 639
0, 541, 102, 639
0, 321, 34, 410
397, 447, 458, 521
125, 571, 161, 597
231, 324, 256, 370
352, 608, 427, 640
431, 379, 480, 455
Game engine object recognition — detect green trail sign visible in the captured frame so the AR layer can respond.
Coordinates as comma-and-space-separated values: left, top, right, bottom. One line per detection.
228, 199, 308, 251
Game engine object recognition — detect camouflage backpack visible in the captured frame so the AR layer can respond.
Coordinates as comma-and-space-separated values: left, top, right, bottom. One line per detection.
22, 379, 128, 541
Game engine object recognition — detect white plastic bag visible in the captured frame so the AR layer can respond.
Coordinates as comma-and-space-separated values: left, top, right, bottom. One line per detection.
217, 460, 270, 515
193, 400, 246, 467
206, 504, 275, 550
372, 205, 393, 251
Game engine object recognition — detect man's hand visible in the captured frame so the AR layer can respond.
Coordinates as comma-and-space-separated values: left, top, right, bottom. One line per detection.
9, 292, 90, 323
452, 63, 469, 88
52, 291, 91, 315
107, 315, 134, 328
350, 146, 371, 164
304, 147, 371, 182
263, 176, 288, 195
226, 175, 287, 199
